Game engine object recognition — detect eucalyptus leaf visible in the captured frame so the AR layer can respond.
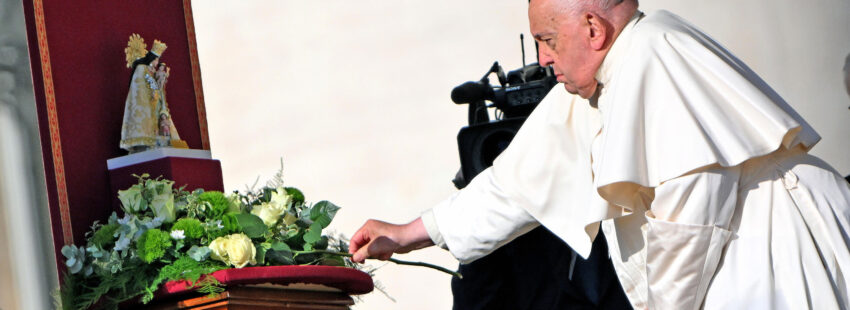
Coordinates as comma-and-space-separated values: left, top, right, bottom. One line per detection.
303, 222, 323, 245
233, 213, 267, 238
294, 218, 312, 229
188, 245, 211, 262
61, 245, 75, 259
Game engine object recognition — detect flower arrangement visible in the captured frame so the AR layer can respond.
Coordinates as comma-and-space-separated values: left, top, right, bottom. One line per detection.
58, 172, 352, 310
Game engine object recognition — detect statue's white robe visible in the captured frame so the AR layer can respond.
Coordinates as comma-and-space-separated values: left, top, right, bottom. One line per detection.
422, 10, 850, 309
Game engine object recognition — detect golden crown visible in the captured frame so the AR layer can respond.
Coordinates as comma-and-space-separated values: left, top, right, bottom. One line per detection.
151, 39, 167, 57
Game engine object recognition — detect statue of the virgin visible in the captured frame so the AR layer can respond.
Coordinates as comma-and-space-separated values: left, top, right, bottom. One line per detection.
120, 34, 188, 153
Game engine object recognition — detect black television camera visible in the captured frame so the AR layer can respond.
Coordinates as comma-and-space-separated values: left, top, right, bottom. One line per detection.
450, 60, 557, 189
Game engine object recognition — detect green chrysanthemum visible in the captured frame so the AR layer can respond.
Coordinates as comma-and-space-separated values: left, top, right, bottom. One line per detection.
136, 229, 172, 263
204, 213, 242, 240
171, 218, 204, 240
198, 191, 230, 220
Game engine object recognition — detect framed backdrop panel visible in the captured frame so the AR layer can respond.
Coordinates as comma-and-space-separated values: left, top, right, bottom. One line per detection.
21, 0, 210, 271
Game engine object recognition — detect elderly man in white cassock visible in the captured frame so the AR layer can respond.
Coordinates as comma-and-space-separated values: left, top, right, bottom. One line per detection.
350, 0, 850, 308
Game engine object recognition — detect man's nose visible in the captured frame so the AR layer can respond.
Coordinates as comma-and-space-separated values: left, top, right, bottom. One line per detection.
538, 52, 554, 66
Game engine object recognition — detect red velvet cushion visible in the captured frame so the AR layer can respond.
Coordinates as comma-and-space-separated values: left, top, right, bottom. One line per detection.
162, 265, 374, 296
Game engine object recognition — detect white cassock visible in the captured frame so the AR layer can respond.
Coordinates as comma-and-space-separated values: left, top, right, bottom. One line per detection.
421, 10, 850, 310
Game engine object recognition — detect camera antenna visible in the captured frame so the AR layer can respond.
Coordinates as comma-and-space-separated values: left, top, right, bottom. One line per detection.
520, 34, 527, 68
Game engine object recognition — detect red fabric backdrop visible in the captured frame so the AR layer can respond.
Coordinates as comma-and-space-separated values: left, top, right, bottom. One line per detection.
22, 0, 210, 272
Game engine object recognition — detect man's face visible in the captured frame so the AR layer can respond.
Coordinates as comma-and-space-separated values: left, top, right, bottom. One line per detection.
529, 0, 600, 98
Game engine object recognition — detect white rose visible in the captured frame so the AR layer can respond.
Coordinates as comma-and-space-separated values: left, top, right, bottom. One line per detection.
225, 233, 257, 268
269, 188, 292, 211
207, 233, 257, 268
251, 202, 285, 227
208, 236, 229, 263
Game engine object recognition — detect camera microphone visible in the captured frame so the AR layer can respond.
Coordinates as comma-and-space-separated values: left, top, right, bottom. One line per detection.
451, 81, 495, 104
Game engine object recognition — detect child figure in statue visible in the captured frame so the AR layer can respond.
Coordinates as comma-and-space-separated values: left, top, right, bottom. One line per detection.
120, 34, 187, 153
156, 62, 169, 91
159, 112, 172, 138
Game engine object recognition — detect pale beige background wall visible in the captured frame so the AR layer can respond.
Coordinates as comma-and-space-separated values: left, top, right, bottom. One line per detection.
192, 1, 849, 309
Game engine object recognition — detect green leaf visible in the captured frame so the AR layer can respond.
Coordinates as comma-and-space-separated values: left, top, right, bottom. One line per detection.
284, 187, 305, 204
233, 213, 267, 238
264, 241, 294, 265
270, 241, 292, 252
303, 222, 323, 246
310, 201, 340, 229
188, 245, 211, 261
294, 252, 319, 265
315, 236, 329, 250
266, 249, 294, 265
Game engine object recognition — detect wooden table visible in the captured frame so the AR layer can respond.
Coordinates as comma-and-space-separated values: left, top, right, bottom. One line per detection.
144, 285, 356, 310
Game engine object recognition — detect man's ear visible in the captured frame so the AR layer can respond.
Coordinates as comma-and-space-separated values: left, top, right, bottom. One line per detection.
586, 12, 607, 50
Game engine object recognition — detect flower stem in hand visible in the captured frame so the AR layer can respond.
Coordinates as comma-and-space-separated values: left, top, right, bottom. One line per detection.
294, 250, 463, 279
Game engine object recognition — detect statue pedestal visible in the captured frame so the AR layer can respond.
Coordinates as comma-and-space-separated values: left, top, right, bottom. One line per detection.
108, 148, 224, 208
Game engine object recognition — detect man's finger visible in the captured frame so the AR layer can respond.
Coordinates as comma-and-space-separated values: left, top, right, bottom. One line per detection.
352, 243, 372, 263
349, 227, 371, 254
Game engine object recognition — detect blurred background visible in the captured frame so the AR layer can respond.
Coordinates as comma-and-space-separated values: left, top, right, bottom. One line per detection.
191, 1, 849, 309
1, 1, 847, 310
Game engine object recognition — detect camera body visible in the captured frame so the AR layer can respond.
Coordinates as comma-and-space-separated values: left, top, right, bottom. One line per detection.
451, 61, 557, 188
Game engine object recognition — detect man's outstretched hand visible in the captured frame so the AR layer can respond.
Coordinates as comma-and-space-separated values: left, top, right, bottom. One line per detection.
349, 217, 434, 263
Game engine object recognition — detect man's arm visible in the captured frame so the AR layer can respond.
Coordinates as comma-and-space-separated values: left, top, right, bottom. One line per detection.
348, 167, 541, 264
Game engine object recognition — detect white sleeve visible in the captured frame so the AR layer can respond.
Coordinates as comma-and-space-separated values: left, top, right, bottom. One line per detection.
421, 167, 540, 264
419, 88, 607, 262
643, 165, 740, 310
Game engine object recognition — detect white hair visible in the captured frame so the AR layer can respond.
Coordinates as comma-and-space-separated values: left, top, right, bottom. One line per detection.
559, 0, 633, 12
596, 0, 626, 9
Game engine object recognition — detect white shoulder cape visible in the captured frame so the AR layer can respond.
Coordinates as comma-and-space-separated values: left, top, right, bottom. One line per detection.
593, 11, 821, 207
